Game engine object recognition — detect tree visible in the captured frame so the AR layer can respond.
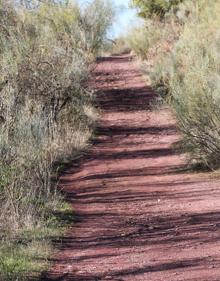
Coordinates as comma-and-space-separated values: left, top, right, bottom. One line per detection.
131, 0, 183, 19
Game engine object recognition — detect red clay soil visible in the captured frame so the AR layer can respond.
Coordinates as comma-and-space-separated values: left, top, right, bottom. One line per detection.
42, 55, 220, 281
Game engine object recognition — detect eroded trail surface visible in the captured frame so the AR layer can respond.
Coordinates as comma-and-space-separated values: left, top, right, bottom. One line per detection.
44, 55, 220, 281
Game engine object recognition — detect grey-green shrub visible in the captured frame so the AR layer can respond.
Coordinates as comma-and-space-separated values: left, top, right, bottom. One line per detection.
150, 0, 220, 167
0, 0, 113, 279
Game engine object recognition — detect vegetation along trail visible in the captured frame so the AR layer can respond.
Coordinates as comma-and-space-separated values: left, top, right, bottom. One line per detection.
43, 54, 220, 281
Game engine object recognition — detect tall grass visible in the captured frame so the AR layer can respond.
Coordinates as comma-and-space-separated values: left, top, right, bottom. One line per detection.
0, 0, 113, 279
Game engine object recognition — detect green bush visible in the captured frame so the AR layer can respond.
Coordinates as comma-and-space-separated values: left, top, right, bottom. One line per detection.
131, 0, 183, 19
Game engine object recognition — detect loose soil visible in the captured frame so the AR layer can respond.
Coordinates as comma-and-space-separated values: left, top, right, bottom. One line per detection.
42, 55, 220, 281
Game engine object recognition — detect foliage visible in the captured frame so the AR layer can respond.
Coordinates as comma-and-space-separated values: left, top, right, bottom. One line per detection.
80, 0, 115, 57
126, 22, 162, 59
131, 0, 220, 168
151, 0, 220, 167
0, 0, 113, 279
131, 0, 183, 19
103, 37, 130, 55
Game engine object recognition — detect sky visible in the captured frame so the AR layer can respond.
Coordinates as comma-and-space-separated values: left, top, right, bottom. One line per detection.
110, 0, 140, 38
77, 0, 140, 38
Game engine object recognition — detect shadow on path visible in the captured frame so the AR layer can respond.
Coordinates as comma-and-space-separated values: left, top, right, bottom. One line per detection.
40, 55, 220, 281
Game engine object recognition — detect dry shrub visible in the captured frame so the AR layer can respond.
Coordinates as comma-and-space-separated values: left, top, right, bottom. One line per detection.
151, 0, 220, 167
0, 0, 114, 279
129, 0, 220, 168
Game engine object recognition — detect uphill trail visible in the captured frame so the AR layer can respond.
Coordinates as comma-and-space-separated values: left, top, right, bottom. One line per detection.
43, 55, 220, 281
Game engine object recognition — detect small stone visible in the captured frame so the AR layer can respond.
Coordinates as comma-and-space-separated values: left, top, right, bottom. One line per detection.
104, 276, 113, 280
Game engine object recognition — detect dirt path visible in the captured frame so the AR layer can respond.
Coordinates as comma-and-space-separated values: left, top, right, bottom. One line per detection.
44, 55, 220, 281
